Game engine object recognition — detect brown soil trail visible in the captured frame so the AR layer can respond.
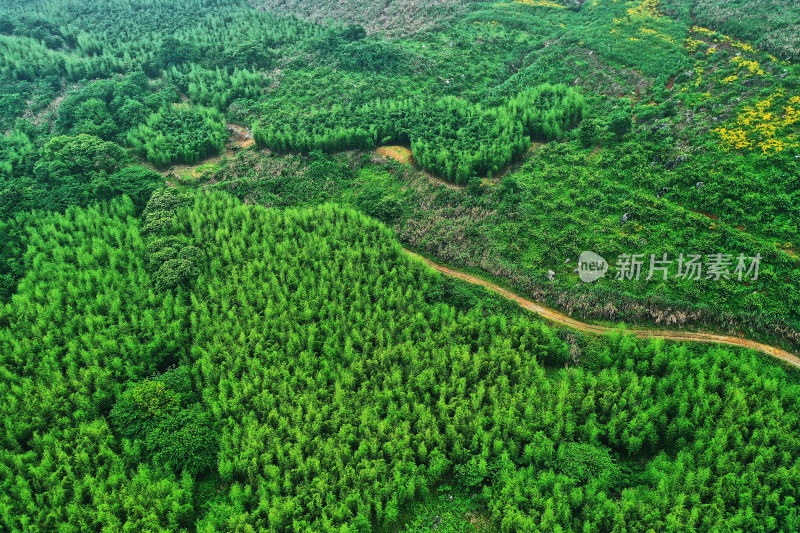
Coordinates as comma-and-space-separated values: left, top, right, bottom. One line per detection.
375, 146, 464, 190
404, 250, 800, 370
376, 146, 414, 165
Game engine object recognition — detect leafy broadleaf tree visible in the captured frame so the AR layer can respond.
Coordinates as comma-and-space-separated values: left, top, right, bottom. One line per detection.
33, 134, 131, 209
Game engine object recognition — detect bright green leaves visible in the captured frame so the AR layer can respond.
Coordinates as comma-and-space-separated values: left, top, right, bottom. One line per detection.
253, 83, 584, 184
128, 104, 227, 167
4, 191, 800, 531
183, 66, 266, 111
554, 442, 620, 487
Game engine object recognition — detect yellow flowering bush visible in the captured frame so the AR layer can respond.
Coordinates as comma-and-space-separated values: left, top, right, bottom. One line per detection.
685, 38, 705, 53
512, 0, 566, 8
693, 65, 704, 87
714, 92, 800, 154
638, 26, 676, 44
626, 0, 659, 20
732, 41, 757, 54
731, 55, 765, 76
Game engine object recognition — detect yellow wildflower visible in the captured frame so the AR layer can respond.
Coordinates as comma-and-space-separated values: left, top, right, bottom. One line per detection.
513, 0, 566, 8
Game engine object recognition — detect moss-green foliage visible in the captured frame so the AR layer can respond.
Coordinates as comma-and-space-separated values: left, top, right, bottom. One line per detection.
34, 133, 129, 185
55, 73, 168, 141
0, 214, 28, 300
93, 165, 164, 212
128, 104, 227, 166
111, 367, 219, 476
1, 130, 158, 224
204, 150, 355, 207
396, 490, 482, 533
139, 188, 205, 294
32, 133, 143, 211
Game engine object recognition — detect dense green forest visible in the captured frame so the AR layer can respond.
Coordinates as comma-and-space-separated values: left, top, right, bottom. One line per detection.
2, 0, 800, 530
2, 0, 799, 342
2, 193, 799, 531
253, 83, 584, 183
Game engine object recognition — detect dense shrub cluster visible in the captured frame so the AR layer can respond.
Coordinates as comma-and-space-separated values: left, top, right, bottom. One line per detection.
128, 104, 227, 166
254, 84, 584, 183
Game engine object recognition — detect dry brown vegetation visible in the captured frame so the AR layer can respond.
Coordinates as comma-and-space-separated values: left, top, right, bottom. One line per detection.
248, 0, 477, 37
662, 0, 800, 60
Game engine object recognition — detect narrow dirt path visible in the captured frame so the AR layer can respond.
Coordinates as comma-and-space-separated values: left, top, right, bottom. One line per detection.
375, 146, 465, 190
404, 249, 800, 370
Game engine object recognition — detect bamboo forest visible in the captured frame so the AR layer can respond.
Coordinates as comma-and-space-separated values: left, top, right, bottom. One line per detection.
1, 0, 800, 531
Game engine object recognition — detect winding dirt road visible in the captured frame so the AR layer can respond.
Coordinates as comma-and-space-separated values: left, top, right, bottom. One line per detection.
404, 249, 800, 370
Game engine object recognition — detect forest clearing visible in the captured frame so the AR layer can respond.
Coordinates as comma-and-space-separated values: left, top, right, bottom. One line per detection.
376, 146, 414, 165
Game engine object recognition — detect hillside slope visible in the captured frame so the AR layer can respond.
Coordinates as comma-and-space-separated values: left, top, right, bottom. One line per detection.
662, 0, 800, 60
247, 0, 477, 37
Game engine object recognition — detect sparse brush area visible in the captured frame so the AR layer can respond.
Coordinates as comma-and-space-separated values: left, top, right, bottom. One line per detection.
1, 0, 800, 530
246, 0, 480, 38
661, 0, 800, 61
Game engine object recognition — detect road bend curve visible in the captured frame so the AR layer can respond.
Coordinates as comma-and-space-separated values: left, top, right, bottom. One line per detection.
404, 249, 800, 370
